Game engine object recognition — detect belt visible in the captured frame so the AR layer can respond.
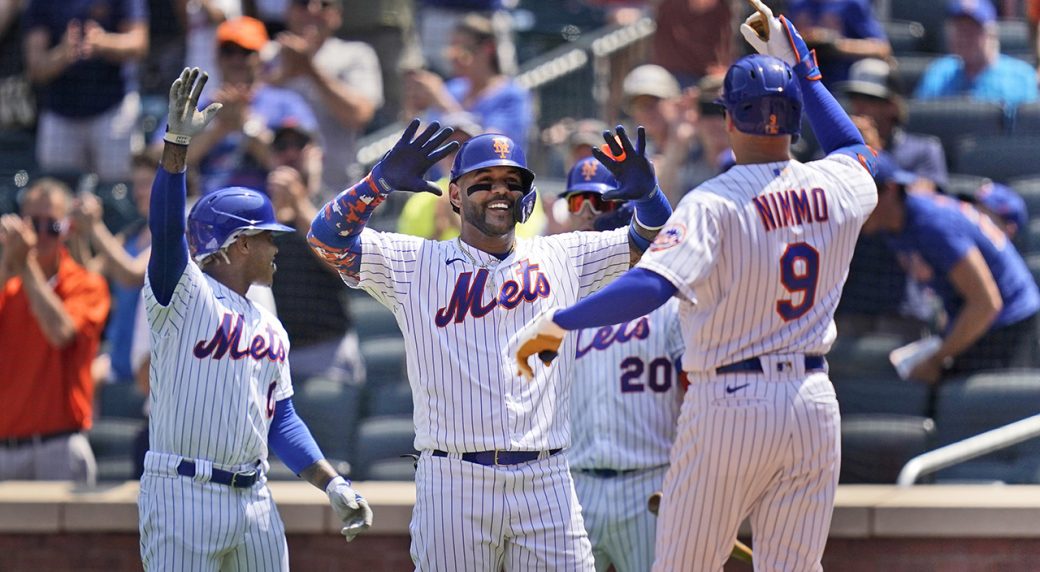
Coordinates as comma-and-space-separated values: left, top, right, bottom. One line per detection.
0, 429, 79, 449
576, 468, 640, 478
432, 448, 563, 466
716, 355, 827, 375
176, 460, 259, 488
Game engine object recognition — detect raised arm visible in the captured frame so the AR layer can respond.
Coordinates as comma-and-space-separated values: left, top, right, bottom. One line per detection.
590, 125, 673, 264
148, 68, 222, 305
741, 0, 876, 168
308, 119, 458, 280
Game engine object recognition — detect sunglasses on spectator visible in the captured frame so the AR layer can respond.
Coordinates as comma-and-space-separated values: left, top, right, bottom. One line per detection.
30, 216, 65, 237
566, 192, 618, 215
218, 43, 256, 58
291, 0, 338, 8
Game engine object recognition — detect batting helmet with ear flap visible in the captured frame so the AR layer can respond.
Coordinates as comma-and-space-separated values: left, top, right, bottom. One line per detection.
717, 54, 803, 141
450, 133, 537, 223
187, 187, 293, 263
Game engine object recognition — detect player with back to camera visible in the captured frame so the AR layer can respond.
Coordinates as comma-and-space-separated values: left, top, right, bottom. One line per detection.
138, 67, 372, 571
306, 117, 673, 569
558, 156, 685, 572
513, 1, 879, 569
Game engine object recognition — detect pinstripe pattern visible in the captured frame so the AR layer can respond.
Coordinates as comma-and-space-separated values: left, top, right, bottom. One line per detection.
573, 465, 667, 572
635, 155, 875, 571
139, 453, 289, 571
343, 227, 629, 571
411, 451, 594, 571
139, 260, 294, 570
567, 300, 683, 571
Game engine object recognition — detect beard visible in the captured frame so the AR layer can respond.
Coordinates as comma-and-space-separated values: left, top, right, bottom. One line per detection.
461, 197, 517, 237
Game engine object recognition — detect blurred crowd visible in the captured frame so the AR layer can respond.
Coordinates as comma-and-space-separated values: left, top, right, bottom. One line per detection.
3, 0, 1040, 486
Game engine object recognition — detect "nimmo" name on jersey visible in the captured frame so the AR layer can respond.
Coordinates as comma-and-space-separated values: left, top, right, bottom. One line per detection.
435, 259, 550, 327
752, 188, 829, 232
193, 312, 288, 363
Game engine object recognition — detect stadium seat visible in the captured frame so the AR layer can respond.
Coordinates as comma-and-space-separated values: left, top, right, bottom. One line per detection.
0, 129, 36, 178
95, 382, 147, 419
906, 100, 1006, 168
832, 374, 933, 417
943, 173, 988, 199
890, 54, 937, 95
366, 456, 417, 481
360, 337, 408, 386
95, 181, 143, 235
998, 20, 1033, 57
293, 377, 363, 467
827, 333, 905, 381
840, 414, 935, 483
351, 294, 403, 339
89, 417, 146, 482
351, 415, 417, 481
954, 135, 1040, 182
932, 370, 1040, 483
884, 20, 926, 55
365, 380, 413, 417
1012, 101, 1040, 134
890, 0, 947, 53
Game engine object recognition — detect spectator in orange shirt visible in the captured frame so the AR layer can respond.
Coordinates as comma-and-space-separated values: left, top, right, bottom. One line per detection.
0, 178, 111, 485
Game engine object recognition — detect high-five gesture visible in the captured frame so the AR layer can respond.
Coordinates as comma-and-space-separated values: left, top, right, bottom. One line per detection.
370, 119, 460, 195
590, 125, 659, 203
165, 67, 223, 146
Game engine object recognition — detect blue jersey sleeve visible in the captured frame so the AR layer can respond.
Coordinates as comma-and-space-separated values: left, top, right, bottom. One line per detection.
268, 398, 324, 475
555, 268, 677, 330
147, 167, 189, 306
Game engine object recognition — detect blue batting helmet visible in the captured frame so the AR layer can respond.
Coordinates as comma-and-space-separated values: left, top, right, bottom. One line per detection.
562, 157, 618, 197
717, 54, 802, 140
450, 133, 537, 223
187, 187, 293, 262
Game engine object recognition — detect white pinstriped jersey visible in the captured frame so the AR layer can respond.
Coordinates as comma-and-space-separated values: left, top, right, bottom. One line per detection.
144, 261, 293, 467
567, 299, 684, 470
638, 155, 877, 372
348, 228, 630, 452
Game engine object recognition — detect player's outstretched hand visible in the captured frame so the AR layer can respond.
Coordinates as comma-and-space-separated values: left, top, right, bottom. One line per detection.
511, 307, 567, 381
591, 125, 658, 203
370, 119, 459, 195
740, 0, 820, 80
326, 477, 374, 542
166, 67, 222, 145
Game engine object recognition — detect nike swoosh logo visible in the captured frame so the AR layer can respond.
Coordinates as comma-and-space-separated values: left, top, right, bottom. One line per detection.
445, 258, 465, 265
725, 383, 750, 394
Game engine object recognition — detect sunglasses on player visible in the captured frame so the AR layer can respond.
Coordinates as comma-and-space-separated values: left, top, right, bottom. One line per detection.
566, 192, 618, 215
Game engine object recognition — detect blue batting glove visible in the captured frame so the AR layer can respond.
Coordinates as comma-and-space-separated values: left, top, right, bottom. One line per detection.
370, 118, 460, 196
779, 15, 822, 81
590, 125, 659, 203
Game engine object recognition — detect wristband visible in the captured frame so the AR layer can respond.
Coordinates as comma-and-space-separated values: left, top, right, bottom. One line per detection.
633, 186, 671, 230
628, 223, 653, 252
164, 132, 191, 146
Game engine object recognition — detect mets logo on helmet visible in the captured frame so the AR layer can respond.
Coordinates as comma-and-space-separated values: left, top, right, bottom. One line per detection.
581, 160, 598, 181
493, 137, 511, 159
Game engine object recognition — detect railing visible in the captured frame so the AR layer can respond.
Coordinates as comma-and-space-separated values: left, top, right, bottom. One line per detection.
354, 17, 657, 169
897, 413, 1040, 485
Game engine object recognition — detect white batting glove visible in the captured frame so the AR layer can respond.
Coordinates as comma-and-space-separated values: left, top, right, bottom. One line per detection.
165, 67, 222, 146
326, 476, 373, 542
739, 0, 797, 67
511, 307, 567, 381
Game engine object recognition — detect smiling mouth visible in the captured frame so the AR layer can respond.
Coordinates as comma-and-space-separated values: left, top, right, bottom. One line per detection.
487, 200, 512, 213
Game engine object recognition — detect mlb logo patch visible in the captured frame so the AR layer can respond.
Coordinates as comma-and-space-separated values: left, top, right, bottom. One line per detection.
650, 223, 686, 251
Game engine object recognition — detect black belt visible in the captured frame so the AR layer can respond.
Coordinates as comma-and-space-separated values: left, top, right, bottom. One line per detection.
576, 468, 640, 478
176, 460, 259, 488
716, 355, 827, 375
432, 448, 563, 466
0, 429, 79, 449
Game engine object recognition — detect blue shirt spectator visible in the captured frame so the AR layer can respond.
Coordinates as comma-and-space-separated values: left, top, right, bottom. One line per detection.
787, 0, 890, 84
445, 76, 531, 146
914, 54, 1039, 110
23, 0, 147, 118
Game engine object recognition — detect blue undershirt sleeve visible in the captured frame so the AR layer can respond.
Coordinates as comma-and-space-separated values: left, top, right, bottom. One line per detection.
268, 398, 324, 476
554, 268, 677, 330
147, 167, 189, 306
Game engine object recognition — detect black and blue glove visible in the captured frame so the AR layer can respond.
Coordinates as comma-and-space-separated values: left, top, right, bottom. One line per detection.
370, 119, 459, 196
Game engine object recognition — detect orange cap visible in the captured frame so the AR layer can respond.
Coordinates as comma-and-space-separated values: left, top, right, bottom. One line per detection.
216, 16, 269, 52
